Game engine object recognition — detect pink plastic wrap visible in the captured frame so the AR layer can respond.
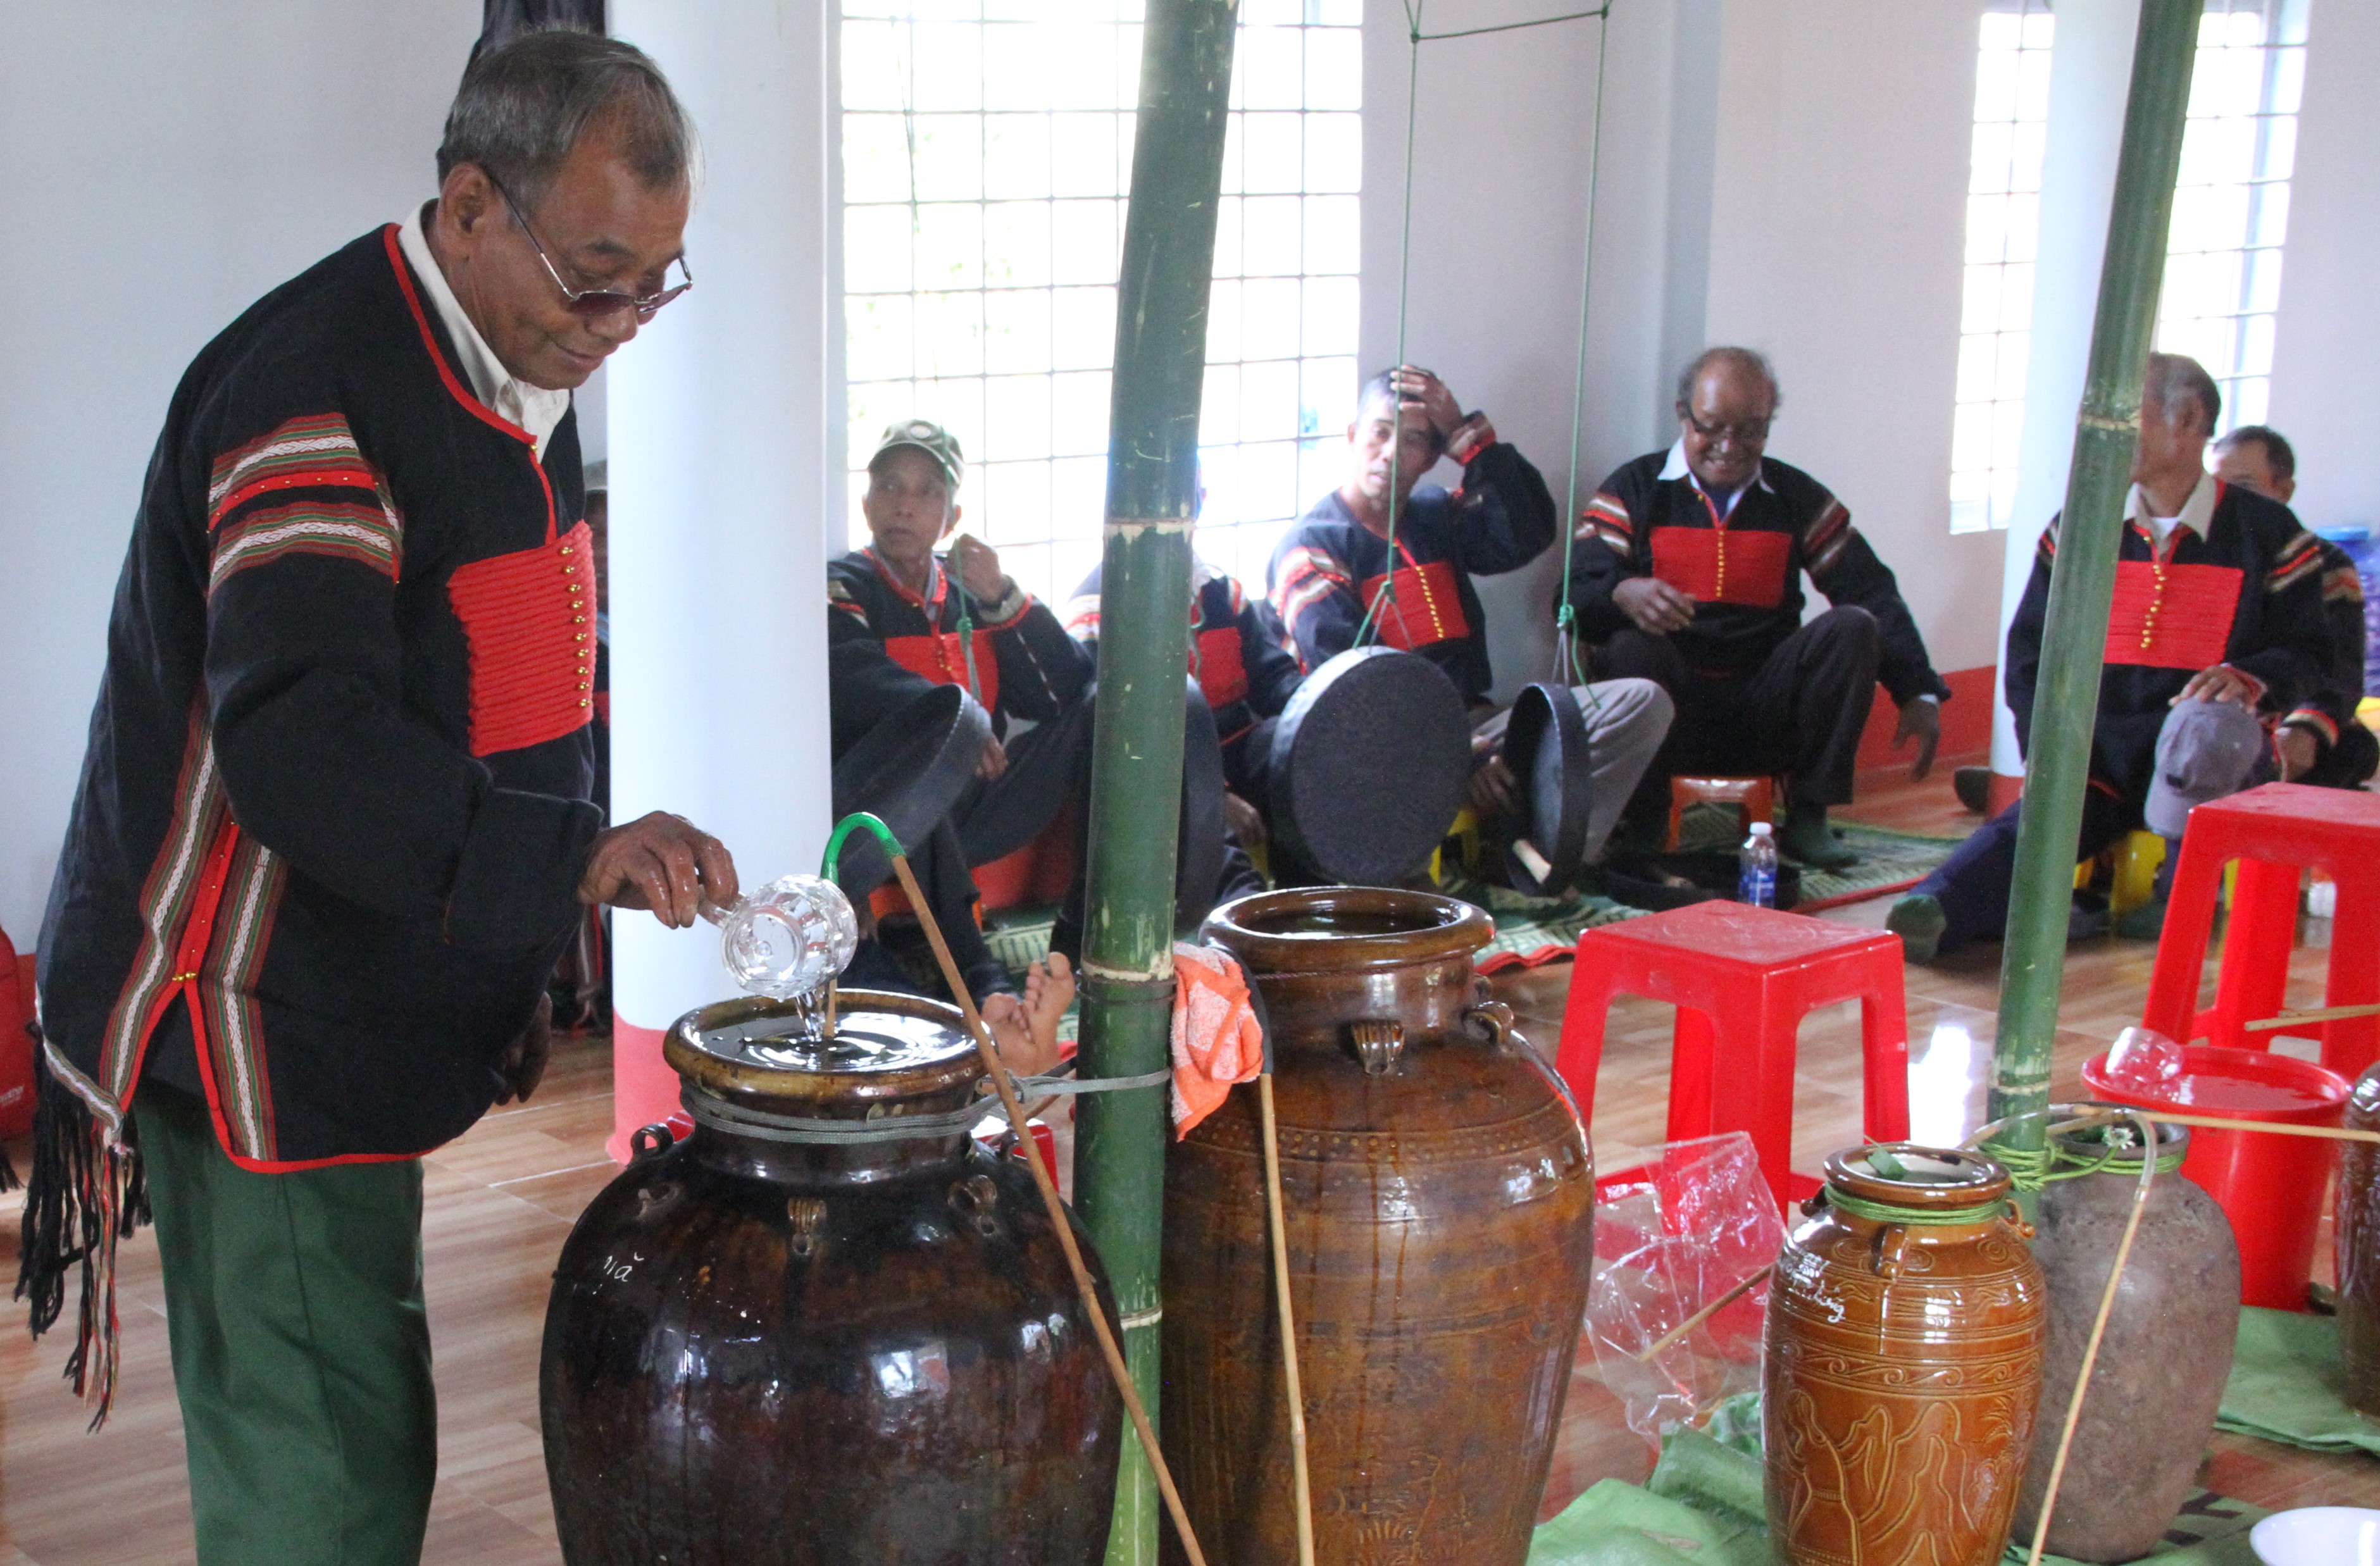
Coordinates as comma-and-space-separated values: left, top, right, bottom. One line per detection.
1585, 1132, 1786, 1441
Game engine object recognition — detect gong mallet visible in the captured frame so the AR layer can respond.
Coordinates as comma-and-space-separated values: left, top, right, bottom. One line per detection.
823, 814, 1211, 1566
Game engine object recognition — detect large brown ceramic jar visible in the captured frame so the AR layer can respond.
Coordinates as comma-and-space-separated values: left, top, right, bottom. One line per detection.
2339, 1063, 2380, 1415
2010, 1112, 2240, 1561
1163, 887, 1595, 1565
540, 990, 1122, 1565
1764, 1145, 2046, 1566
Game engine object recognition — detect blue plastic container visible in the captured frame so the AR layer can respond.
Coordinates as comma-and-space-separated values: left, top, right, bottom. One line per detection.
2316, 524, 2380, 698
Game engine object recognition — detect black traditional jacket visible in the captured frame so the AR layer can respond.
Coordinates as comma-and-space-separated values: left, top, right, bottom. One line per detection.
2276, 537, 2367, 759
1269, 430, 1555, 705
1063, 560, 1302, 745
1570, 449, 1950, 704
37, 225, 602, 1178
2007, 479, 2328, 797
826, 547, 1090, 757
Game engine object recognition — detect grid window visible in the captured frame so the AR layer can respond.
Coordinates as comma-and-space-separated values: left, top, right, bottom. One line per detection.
1948, 0, 2054, 536
841, 0, 1362, 604
2154, 0, 2310, 435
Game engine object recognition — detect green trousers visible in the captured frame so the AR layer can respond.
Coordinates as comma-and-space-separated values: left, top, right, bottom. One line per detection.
137, 1083, 436, 1565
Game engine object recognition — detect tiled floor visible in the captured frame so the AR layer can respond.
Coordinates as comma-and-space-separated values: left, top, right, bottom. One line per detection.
4, 769, 2377, 1560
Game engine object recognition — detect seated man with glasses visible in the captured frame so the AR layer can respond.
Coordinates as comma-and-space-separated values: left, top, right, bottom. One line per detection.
1567, 346, 1950, 869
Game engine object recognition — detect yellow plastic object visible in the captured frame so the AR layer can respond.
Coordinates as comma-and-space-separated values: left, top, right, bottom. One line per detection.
1431, 807, 1483, 885
2358, 695, 2380, 733
2110, 831, 2166, 916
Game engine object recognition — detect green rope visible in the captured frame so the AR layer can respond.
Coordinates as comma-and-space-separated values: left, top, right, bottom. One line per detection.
1552, 7, 1613, 692
1981, 1134, 2186, 1192
1822, 1189, 2012, 1227
821, 812, 906, 881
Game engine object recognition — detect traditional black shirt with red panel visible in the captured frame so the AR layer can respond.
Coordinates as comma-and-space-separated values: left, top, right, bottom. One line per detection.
1062, 559, 1302, 746
2005, 476, 2329, 794
826, 547, 1090, 755
1571, 448, 1950, 704
37, 226, 604, 1182
1268, 426, 1556, 705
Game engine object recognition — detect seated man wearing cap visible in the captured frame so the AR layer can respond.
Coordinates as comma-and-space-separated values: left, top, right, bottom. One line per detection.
828, 419, 1090, 1008
1888, 354, 2333, 960
1569, 346, 1950, 870
2214, 423, 2379, 790
1269, 365, 1673, 883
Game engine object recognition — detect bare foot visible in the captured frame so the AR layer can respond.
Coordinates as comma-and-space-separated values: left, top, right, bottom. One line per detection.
1023, 953, 1075, 1071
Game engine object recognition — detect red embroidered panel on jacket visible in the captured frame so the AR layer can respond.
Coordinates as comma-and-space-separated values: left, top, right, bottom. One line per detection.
445, 519, 599, 757
1191, 625, 1249, 709
1355, 559, 1470, 651
1650, 526, 1792, 607
883, 628, 1002, 711
2103, 559, 2241, 671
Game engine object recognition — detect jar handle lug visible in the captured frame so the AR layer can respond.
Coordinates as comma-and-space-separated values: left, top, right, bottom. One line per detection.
1869, 1222, 1909, 1281
1464, 1001, 1517, 1051
628, 1122, 676, 1163
1351, 1019, 1406, 1075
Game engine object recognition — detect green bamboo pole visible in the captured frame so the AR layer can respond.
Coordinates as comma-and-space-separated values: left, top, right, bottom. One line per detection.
1075, 0, 1237, 1560
1988, 1, 2200, 1171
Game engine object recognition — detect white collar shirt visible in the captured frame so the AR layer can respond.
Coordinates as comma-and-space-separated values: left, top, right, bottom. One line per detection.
398, 202, 571, 461
1659, 438, 1773, 520
2123, 471, 2217, 550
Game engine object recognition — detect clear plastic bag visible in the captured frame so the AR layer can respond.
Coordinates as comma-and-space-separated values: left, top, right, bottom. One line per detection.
1585, 1132, 1786, 1443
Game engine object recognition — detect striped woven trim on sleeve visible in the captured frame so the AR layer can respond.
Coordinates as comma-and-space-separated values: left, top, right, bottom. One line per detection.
2036, 514, 2062, 563
2324, 561, 2366, 606
1802, 495, 1854, 576
1061, 592, 1102, 640
828, 576, 869, 621
1576, 492, 1632, 551
2283, 708, 2341, 747
209, 500, 402, 594
1274, 545, 1353, 631
208, 413, 383, 527
2267, 531, 2322, 593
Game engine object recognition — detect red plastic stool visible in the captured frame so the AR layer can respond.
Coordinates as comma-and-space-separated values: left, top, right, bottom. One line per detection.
1666, 776, 1776, 850
2141, 783, 2380, 1077
2084, 1044, 2350, 1310
1555, 900, 1911, 1207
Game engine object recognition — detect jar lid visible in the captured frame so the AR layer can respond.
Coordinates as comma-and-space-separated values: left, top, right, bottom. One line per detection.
664, 988, 982, 1115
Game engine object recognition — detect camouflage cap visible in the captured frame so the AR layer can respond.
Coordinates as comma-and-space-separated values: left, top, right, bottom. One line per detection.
869, 419, 965, 490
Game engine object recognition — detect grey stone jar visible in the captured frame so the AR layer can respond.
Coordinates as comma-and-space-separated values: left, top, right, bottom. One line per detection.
2010, 1114, 2242, 1563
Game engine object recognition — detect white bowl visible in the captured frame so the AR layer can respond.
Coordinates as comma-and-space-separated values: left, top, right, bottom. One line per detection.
2252, 1507, 2380, 1565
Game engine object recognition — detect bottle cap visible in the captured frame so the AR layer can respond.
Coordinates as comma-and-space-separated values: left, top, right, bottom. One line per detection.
1750, 822, 1773, 838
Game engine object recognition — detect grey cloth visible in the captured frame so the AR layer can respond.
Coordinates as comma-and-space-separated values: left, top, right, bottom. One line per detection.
1473, 676, 1674, 865
2145, 697, 2270, 838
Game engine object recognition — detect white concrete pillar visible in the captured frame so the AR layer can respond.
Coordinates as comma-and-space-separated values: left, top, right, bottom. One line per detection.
1990, 0, 2143, 792
603, 0, 837, 1159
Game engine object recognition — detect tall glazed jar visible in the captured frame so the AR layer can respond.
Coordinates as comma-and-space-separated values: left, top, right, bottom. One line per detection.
2011, 1113, 2240, 1562
539, 990, 1123, 1565
1764, 1146, 2046, 1566
1163, 887, 1595, 1566
2338, 1062, 2380, 1414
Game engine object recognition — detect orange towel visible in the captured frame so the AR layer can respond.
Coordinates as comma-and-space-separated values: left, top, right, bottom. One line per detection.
1171, 943, 1264, 1138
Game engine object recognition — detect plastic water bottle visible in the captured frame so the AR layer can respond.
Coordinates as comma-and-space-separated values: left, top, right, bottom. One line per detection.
1738, 822, 1778, 908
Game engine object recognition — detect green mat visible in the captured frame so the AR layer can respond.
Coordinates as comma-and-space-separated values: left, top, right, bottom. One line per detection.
1672, 802, 1964, 910
2217, 1305, 2380, 1455
1530, 1398, 2268, 1566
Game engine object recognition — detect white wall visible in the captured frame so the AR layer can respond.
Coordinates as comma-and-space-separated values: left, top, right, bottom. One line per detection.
1360, 0, 1999, 707
0, 1, 478, 945
2267, 0, 2380, 534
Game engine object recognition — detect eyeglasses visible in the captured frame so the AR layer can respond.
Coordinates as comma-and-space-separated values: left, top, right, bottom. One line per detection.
1679, 408, 1772, 447
489, 176, 692, 322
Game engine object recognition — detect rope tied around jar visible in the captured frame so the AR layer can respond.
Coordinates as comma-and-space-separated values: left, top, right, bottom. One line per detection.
1817, 1188, 2014, 1227
1974, 1104, 2186, 1192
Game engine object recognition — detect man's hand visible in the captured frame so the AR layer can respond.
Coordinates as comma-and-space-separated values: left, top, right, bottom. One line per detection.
1895, 698, 1941, 781
492, 991, 552, 1107
1469, 752, 1519, 819
949, 532, 1012, 604
2174, 664, 2260, 707
1614, 576, 1696, 635
1390, 366, 1462, 445
2277, 725, 2321, 781
1222, 790, 1267, 850
578, 811, 739, 929
977, 731, 1009, 782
